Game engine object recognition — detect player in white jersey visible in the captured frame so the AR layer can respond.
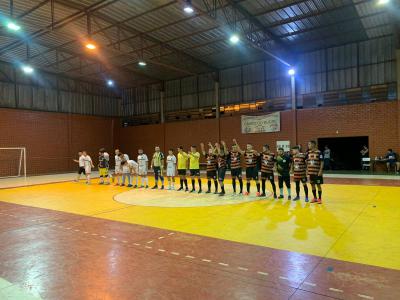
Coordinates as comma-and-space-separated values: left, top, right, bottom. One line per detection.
128, 159, 139, 188
137, 149, 149, 188
166, 149, 177, 190
82, 151, 94, 184
114, 149, 123, 185
73, 151, 85, 182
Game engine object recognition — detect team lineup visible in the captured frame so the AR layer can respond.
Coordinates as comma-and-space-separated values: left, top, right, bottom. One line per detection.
74, 139, 324, 203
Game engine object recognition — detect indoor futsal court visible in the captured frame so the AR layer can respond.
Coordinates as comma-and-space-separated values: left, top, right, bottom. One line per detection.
0, 1, 400, 300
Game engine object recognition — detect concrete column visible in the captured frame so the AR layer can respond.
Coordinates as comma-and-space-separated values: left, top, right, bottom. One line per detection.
291, 75, 298, 145
215, 81, 220, 119
160, 91, 165, 124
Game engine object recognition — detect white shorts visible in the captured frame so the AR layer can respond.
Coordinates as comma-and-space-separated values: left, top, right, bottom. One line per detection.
115, 166, 122, 174
85, 166, 92, 174
167, 167, 176, 177
138, 167, 148, 176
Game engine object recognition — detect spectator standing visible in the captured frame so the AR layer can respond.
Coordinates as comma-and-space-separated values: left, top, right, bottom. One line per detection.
323, 146, 331, 170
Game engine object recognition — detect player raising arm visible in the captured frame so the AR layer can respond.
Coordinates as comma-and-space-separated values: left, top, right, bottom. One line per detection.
200, 142, 218, 194
216, 141, 228, 196
177, 147, 189, 191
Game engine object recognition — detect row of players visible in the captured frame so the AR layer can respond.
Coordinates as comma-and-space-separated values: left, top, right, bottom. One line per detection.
74, 140, 324, 203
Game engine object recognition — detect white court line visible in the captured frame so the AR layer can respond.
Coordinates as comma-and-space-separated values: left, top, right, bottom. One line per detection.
158, 249, 166, 252
74, 229, 80, 232
147, 240, 153, 244
101, 235, 107, 238
145, 246, 152, 249
218, 262, 229, 267
122, 240, 128, 243
329, 288, 343, 293
158, 237, 165, 239
257, 271, 269, 276
185, 255, 195, 259
358, 295, 374, 299
111, 238, 118, 241
304, 282, 316, 287
133, 243, 141, 246
202, 259, 212, 263
66, 227, 71, 230
171, 252, 180, 256
83, 231, 88, 234
91, 233, 98, 236
279, 276, 289, 280
168, 233, 175, 236
237, 267, 248, 271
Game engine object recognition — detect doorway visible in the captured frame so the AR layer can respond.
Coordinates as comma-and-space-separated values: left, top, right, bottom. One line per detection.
317, 136, 368, 170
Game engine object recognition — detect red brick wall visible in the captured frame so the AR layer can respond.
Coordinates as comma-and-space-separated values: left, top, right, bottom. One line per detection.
114, 102, 399, 161
0, 108, 114, 176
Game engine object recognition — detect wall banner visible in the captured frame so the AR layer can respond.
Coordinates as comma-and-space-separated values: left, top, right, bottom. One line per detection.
241, 112, 280, 134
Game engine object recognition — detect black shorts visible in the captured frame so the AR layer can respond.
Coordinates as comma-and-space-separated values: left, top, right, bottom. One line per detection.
261, 172, 274, 180
278, 175, 291, 188
178, 169, 187, 176
218, 168, 226, 181
206, 170, 217, 179
78, 167, 85, 175
309, 175, 323, 184
246, 167, 259, 180
294, 176, 307, 183
231, 168, 242, 178
190, 169, 200, 176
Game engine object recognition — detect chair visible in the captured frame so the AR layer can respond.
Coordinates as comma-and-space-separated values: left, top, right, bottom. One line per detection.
362, 157, 371, 171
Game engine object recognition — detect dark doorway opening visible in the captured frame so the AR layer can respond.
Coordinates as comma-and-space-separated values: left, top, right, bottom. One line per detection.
317, 136, 368, 170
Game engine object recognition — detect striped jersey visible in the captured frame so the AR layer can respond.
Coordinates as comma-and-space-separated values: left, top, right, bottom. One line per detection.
205, 154, 217, 171
244, 150, 258, 168
229, 151, 241, 169
261, 152, 275, 173
292, 153, 307, 179
306, 150, 323, 175
218, 153, 227, 168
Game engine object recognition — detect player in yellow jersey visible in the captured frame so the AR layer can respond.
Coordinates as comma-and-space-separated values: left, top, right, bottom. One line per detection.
189, 145, 202, 193
177, 146, 189, 191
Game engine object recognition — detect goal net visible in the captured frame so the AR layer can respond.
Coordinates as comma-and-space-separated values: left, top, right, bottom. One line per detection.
0, 148, 26, 179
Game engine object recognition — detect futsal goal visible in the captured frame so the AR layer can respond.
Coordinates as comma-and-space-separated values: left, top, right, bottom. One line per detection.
0, 147, 27, 179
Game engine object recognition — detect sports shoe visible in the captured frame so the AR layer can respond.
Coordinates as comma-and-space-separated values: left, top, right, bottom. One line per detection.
278, 195, 284, 199
219, 191, 225, 196
185, 188, 189, 192
305, 197, 309, 202
317, 198, 322, 204
311, 198, 318, 203
198, 189, 202, 194
293, 196, 300, 201
213, 191, 219, 194
145, 185, 149, 189
127, 184, 133, 187
244, 191, 249, 196
288, 196, 291, 200
99, 182, 104, 185
238, 192, 243, 195
160, 185, 164, 190
151, 185, 157, 189
256, 192, 261, 197
133, 185, 138, 188
260, 193, 266, 197
206, 190, 211, 194
273, 194, 278, 199
190, 189, 195, 193
120, 184, 125, 187
177, 187, 183, 191
104, 182, 110, 185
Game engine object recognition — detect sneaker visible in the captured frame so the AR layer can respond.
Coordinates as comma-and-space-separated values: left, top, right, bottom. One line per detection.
288, 196, 291, 200
145, 185, 149, 189
311, 198, 318, 203
139, 185, 144, 188
305, 197, 309, 202
244, 192, 249, 196
278, 195, 284, 199
213, 191, 219, 194
167, 186, 171, 190
120, 184, 125, 187
206, 190, 211, 194
256, 192, 261, 197
161, 185, 164, 190
219, 191, 225, 196
127, 184, 133, 187
177, 187, 183, 191
317, 198, 322, 204
104, 182, 110, 185
293, 196, 300, 201
198, 189, 202, 194
133, 185, 138, 188
151, 186, 157, 189
273, 194, 278, 199
190, 189, 195, 193
238, 192, 243, 195
260, 193, 266, 197
185, 188, 189, 192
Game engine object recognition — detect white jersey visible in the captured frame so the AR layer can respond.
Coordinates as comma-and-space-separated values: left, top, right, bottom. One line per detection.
166, 155, 176, 177
78, 155, 85, 167
103, 152, 110, 162
122, 163, 130, 174
83, 155, 92, 174
115, 155, 122, 167
128, 160, 138, 173
137, 154, 148, 176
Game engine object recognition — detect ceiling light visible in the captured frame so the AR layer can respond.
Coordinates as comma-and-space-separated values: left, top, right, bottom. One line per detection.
288, 68, 296, 76
21, 65, 34, 74
183, 0, 194, 13
229, 34, 240, 44
377, 0, 390, 5
85, 43, 96, 50
7, 21, 21, 31
138, 60, 147, 66
107, 80, 114, 87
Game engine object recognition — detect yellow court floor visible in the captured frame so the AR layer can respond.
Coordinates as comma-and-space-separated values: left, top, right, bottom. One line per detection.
1, 179, 400, 271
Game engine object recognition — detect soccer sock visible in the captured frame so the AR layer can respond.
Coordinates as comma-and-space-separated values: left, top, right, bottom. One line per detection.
256, 183, 260, 193
303, 184, 309, 197
312, 189, 317, 198
191, 179, 195, 190
184, 179, 188, 189
287, 188, 291, 197
198, 179, 202, 190
296, 181, 300, 197
145, 177, 149, 186
246, 182, 250, 193
135, 176, 138, 186
180, 179, 183, 188
214, 180, 218, 192
207, 180, 211, 191
280, 188, 283, 195
160, 176, 164, 185
239, 178, 243, 193
270, 180, 277, 196
117, 175, 120, 184
232, 178, 236, 192
318, 190, 322, 199
261, 179, 266, 194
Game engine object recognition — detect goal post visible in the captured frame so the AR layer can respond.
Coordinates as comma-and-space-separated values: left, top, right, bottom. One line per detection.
0, 147, 26, 179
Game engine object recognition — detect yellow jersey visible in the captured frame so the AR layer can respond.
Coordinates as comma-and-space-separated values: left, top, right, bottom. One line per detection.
177, 152, 188, 170
189, 152, 200, 169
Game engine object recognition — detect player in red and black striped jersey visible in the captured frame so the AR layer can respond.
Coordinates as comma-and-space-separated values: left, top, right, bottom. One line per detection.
306, 140, 324, 204
200, 142, 218, 194
291, 146, 309, 202
260, 144, 277, 198
233, 139, 261, 196
216, 141, 228, 196
229, 143, 244, 194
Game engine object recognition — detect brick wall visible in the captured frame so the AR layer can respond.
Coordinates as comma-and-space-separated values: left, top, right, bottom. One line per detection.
114, 101, 399, 161
0, 108, 114, 176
